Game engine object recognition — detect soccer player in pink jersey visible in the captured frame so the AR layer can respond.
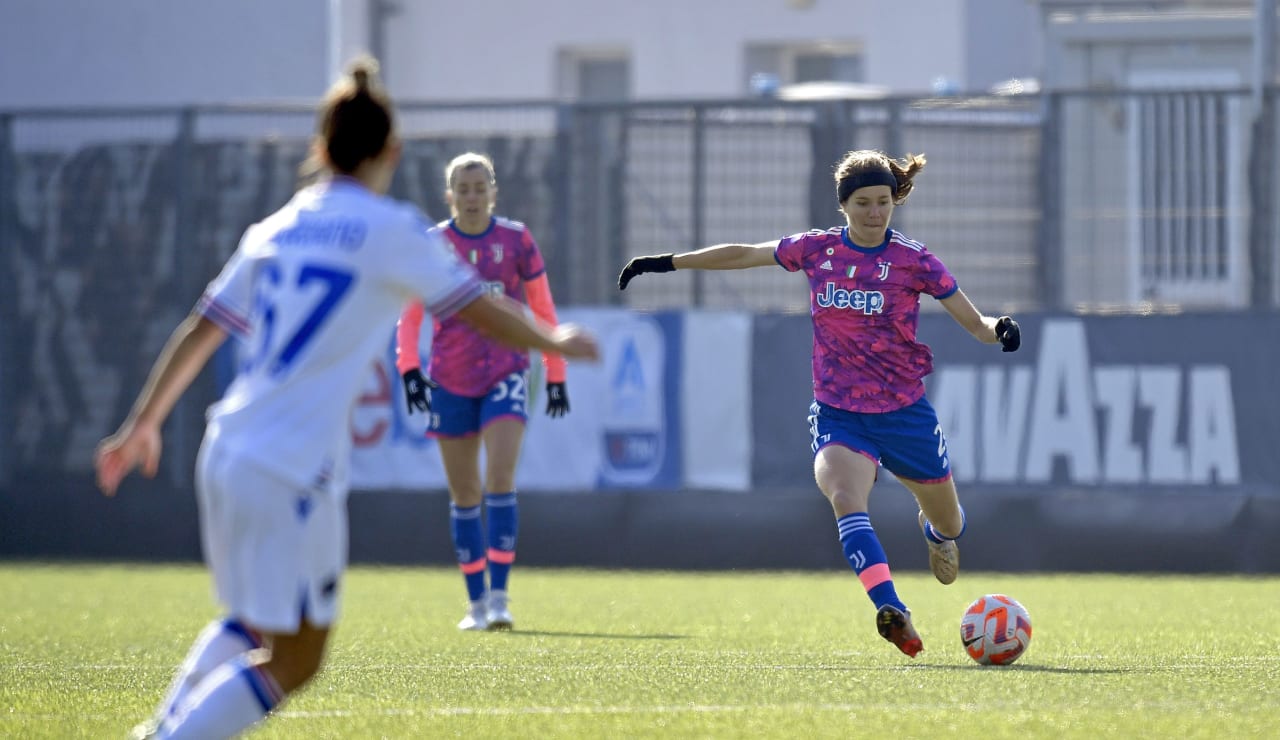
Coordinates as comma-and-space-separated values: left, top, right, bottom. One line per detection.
396, 152, 570, 631
617, 149, 1021, 658
93, 60, 598, 740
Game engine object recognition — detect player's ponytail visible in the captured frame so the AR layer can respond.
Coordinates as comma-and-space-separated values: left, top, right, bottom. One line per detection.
300, 55, 395, 180
834, 150, 926, 205
886, 153, 926, 204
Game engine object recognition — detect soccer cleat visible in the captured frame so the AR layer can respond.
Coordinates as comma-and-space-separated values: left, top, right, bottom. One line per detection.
457, 601, 490, 631
486, 592, 514, 631
128, 719, 160, 740
876, 604, 923, 658
918, 510, 959, 585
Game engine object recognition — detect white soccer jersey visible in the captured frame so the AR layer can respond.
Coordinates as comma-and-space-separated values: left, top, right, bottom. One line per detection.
196, 177, 484, 493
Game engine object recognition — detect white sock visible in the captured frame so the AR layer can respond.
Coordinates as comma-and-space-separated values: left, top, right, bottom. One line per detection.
158, 653, 284, 740
157, 618, 259, 721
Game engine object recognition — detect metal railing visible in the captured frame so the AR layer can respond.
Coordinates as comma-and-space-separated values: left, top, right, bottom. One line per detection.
1, 89, 1277, 482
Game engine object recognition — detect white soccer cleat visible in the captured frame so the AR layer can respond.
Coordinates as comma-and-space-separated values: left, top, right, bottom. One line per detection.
486, 591, 514, 631
918, 510, 959, 585
128, 719, 159, 740
457, 601, 490, 631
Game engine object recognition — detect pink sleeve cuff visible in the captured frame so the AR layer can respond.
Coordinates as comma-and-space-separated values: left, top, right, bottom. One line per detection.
395, 301, 426, 373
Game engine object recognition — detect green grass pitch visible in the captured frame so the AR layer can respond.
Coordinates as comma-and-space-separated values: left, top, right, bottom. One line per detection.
2, 564, 1277, 738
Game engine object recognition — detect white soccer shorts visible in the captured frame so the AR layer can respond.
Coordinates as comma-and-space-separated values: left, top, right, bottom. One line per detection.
195, 433, 347, 634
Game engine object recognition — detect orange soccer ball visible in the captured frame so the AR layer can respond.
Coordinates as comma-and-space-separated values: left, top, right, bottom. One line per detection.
960, 594, 1033, 665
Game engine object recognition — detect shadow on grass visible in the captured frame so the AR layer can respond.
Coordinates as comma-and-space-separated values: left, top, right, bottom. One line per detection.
908, 662, 1128, 674
497, 629, 690, 640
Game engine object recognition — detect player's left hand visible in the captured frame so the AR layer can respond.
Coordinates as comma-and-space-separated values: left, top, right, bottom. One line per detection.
402, 368, 438, 414
94, 423, 162, 497
995, 316, 1021, 352
546, 382, 570, 417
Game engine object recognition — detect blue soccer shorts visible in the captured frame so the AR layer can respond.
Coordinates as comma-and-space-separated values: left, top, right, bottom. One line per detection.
428, 371, 530, 438
807, 396, 952, 483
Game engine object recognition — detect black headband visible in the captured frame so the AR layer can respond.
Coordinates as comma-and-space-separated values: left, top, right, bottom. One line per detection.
837, 169, 898, 203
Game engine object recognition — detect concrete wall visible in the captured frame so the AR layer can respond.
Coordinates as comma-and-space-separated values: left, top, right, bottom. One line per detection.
5, 474, 1278, 574
1041, 8, 1255, 92
1, 0, 1039, 108
0, 0, 331, 107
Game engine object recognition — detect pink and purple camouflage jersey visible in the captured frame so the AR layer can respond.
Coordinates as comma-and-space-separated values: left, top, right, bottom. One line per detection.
774, 227, 958, 413
428, 216, 547, 396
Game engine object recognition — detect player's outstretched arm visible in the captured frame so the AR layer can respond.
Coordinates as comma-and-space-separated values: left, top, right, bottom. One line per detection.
618, 242, 777, 290
938, 291, 1021, 352
94, 313, 228, 496
456, 294, 600, 361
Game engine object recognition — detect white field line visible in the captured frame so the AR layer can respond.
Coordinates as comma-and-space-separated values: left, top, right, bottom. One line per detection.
259, 699, 1280, 719
5, 699, 1272, 724
6, 655, 1280, 672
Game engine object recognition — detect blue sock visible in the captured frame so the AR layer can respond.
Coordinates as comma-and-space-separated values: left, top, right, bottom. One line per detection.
923, 506, 967, 544
836, 512, 907, 612
484, 492, 518, 593
450, 503, 488, 602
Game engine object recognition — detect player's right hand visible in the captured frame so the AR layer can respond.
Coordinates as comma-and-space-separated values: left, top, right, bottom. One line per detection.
995, 316, 1021, 352
94, 423, 162, 497
552, 324, 601, 361
618, 253, 676, 290
401, 368, 437, 414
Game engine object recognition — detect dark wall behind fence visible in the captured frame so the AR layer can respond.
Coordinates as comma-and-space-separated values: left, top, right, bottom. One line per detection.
4, 312, 1278, 574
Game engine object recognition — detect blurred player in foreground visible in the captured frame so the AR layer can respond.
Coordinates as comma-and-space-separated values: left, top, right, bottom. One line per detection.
94, 58, 598, 740
617, 150, 1020, 657
396, 153, 570, 631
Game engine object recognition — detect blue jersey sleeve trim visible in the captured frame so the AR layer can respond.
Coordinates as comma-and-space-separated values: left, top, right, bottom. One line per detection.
934, 283, 960, 300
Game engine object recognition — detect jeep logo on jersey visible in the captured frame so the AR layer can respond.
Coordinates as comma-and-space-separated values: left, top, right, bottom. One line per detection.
483, 280, 504, 297
815, 281, 885, 314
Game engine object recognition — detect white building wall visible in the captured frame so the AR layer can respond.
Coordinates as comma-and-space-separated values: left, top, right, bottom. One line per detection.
382, 0, 973, 99
0, 0, 330, 107
1, 0, 1039, 109
1040, 5, 1260, 308
1041, 11, 1254, 91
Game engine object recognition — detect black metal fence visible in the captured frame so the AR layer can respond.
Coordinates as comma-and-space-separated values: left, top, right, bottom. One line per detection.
2, 90, 1278, 487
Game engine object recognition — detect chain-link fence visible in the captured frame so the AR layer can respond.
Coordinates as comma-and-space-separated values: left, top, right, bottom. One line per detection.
2, 90, 1277, 483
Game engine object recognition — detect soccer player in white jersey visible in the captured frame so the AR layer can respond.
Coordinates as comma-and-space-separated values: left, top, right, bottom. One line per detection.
618, 150, 1020, 658
93, 57, 598, 740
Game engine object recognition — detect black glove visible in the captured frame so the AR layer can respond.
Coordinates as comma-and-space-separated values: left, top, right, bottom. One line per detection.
618, 253, 676, 290
401, 368, 438, 414
545, 382, 570, 418
995, 316, 1021, 352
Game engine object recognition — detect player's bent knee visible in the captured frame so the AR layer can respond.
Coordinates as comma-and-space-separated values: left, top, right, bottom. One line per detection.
824, 489, 871, 515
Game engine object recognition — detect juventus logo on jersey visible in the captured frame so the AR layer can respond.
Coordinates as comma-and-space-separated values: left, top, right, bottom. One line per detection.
878, 262, 892, 280
491, 244, 504, 263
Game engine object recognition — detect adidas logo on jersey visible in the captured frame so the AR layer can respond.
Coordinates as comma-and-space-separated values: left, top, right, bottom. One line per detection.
819, 260, 833, 270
